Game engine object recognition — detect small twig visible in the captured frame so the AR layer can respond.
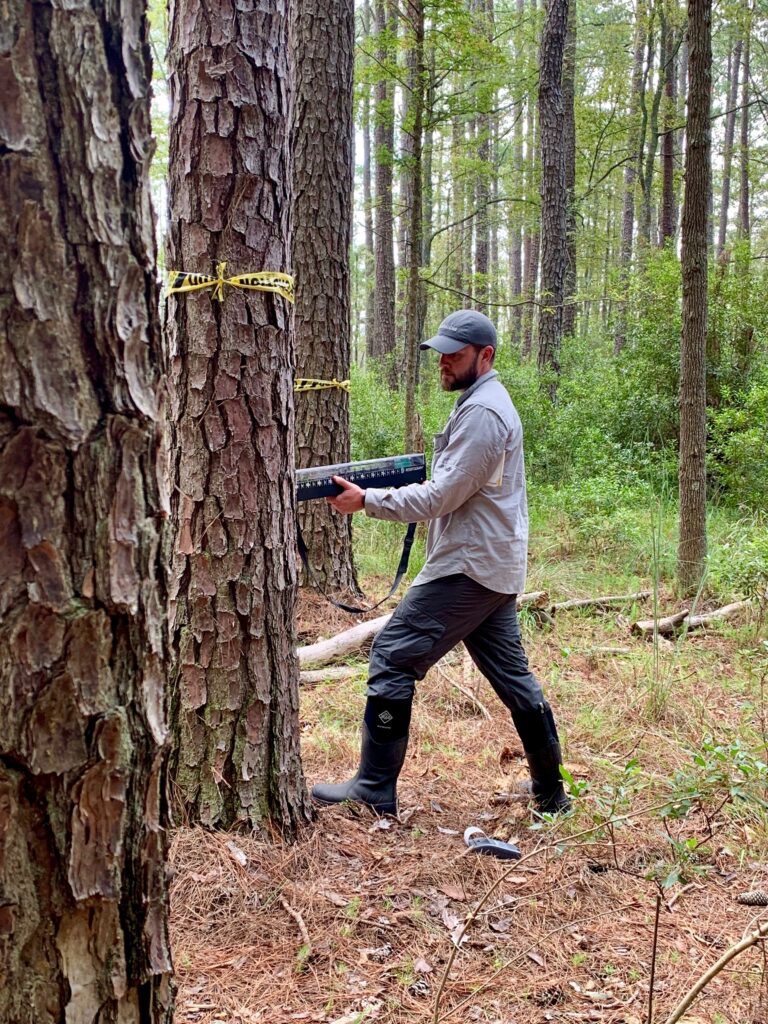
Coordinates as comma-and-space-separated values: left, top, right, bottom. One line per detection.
277, 895, 312, 954
664, 919, 768, 1024
434, 664, 492, 719
647, 892, 662, 1024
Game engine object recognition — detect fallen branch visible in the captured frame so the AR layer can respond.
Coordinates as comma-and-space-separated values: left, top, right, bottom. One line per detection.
551, 590, 651, 612
632, 599, 751, 638
663, 918, 768, 1024
297, 592, 549, 668
300, 666, 363, 685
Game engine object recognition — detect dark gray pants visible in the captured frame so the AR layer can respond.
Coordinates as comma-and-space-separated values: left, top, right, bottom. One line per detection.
367, 573, 545, 712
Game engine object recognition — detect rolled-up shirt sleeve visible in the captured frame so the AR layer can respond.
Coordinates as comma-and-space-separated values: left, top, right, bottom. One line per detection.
364, 405, 508, 523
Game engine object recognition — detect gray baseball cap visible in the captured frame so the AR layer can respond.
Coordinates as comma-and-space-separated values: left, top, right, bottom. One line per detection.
420, 309, 497, 354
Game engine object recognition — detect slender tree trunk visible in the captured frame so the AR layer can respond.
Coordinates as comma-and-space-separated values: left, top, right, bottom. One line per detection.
362, 0, 376, 350
659, 8, 678, 245
510, 0, 525, 345
166, 0, 310, 832
0, 0, 172, 1017
614, 0, 646, 355
404, 0, 425, 451
678, 0, 711, 595
522, 0, 540, 358
638, 18, 664, 247
562, 0, 577, 338
450, 109, 466, 295
292, 0, 359, 599
716, 38, 742, 258
737, 25, 750, 242
372, 0, 398, 362
537, 0, 569, 396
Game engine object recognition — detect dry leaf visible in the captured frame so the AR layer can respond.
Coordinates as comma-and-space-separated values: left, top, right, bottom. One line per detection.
225, 840, 247, 867
324, 891, 350, 907
414, 957, 433, 974
439, 882, 466, 901
369, 818, 392, 832
527, 951, 545, 967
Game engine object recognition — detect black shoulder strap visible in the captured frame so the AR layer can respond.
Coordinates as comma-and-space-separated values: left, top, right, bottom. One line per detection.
296, 521, 417, 614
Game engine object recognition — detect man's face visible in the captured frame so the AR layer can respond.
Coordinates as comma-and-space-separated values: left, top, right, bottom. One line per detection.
439, 345, 489, 391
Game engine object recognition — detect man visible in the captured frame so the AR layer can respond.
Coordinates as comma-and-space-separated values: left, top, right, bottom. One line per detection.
312, 309, 570, 817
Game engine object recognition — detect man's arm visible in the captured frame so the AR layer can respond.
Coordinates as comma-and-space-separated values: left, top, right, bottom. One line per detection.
345, 405, 509, 523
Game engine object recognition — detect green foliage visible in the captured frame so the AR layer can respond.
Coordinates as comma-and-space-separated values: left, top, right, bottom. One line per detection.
709, 364, 768, 510
707, 516, 768, 602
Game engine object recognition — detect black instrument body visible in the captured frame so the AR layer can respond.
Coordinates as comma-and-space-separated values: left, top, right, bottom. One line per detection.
296, 453, 426, 502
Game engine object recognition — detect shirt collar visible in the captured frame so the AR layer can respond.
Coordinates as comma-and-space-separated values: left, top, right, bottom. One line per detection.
456, 369, 498, 407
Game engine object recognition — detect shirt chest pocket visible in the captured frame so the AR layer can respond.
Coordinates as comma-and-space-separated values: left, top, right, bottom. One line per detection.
431, 430, 448, 473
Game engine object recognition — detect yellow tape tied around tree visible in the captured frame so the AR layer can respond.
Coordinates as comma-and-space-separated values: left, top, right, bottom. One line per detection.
294, 378, 350, 393
167, 261, 295, 303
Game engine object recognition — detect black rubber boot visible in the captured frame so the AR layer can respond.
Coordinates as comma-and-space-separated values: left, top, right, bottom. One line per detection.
312, 697, 411, 815
511, 703, 571, 814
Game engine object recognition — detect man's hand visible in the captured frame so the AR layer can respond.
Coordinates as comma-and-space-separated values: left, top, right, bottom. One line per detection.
326, 476, 365, 514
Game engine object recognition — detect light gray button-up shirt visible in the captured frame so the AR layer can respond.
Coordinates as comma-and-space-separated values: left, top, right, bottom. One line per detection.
363, 370, 529, 595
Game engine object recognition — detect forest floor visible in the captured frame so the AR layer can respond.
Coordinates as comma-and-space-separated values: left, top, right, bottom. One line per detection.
169, 571, 768, 1024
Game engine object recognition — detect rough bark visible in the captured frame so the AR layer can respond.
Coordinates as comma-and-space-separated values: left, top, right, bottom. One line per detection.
0, 0, 172, 1018
677, 0, 711, 596
372, 0, 398, 363
510, 0, 525, 346
522, 1, 540, 361
716, 39, 742, 258
537, 0, 569, 396
166, 0, 310, 832
292, 0, 359, 598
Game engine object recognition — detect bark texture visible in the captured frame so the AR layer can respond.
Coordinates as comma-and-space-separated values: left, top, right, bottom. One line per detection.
0, 0, 172, 1019
537, 0, 569, 393
166, 0, 310, 832
292, 0, 358, 597
716, 39, 742, 258
677, 0, 711, 595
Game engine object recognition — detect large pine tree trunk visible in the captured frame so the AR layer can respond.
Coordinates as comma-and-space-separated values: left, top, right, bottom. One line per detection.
166, 0, 310, 833
292, 0, 359, 599
537, 0, 570, 395
678, 0, 711, 595
0, 0, 172, 1018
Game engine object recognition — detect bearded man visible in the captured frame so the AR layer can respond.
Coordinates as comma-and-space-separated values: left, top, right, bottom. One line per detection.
312, 310, 570, 817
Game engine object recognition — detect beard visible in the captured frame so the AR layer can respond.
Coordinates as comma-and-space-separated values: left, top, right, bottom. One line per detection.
440, 351, 483, 392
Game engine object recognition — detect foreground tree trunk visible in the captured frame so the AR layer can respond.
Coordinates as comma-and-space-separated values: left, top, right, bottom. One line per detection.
166, 0, 310, 832
678, 0, 711, 595
292, 0, 359, 597
537, 0, 570, 395
0, 0, 172, 1018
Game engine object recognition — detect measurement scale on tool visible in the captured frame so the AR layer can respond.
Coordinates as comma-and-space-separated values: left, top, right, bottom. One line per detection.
296, 453, 426, 502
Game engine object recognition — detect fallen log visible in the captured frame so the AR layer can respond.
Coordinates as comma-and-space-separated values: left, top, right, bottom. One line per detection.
551, 590, 651, 612
297, 591, 549, 668
631, 599, 751, 638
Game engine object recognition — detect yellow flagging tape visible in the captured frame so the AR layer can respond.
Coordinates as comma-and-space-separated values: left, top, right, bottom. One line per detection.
294, 378, 350, 394
168, 261, 294, 303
